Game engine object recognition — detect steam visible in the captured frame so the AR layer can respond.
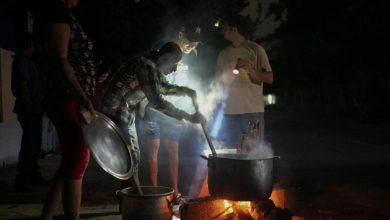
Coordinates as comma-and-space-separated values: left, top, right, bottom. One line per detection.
202, 139, 274, 160
244, 139, 274, 159
197, 76, 228, 120
164, 64, 228, 121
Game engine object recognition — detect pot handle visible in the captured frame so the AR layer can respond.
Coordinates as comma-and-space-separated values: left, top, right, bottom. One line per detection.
115, 190, 122, 199
166, 197, 175, 215
115, 190, 123, 213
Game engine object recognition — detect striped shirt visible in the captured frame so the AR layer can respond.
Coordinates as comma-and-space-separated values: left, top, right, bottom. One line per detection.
101, 56, 189, 123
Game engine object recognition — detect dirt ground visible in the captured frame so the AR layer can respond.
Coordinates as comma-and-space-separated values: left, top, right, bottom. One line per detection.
0, 109, 390, 219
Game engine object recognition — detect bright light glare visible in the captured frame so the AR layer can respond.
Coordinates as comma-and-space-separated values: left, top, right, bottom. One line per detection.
214, 19, 220, 28
232, 69, 239, 75
177, 63, 188, 72
265, 94, 277, 105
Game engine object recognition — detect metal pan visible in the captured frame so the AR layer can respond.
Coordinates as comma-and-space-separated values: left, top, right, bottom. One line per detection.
82, 112, 135, 180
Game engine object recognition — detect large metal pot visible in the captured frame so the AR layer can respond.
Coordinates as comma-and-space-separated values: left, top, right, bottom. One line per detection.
203, 153, 279, 201
116, 186, 174, 220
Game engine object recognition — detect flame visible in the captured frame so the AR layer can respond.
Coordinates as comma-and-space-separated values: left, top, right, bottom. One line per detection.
235, 201, 251, 208
222, 200, 252, 215
223, 200, 234, 214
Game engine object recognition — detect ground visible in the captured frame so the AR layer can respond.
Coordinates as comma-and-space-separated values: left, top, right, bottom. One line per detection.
0, 109, 389, 219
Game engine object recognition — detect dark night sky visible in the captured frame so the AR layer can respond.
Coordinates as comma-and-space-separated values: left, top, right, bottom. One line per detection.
76, 0, 390, 119
1, 0, 389, 119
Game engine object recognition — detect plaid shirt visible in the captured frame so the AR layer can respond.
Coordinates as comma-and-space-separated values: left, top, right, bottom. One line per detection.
101, 56, 189, 123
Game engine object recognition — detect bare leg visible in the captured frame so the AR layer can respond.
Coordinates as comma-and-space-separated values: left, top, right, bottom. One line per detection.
165, 139, 179, 197
62, 179, 83, 220
148, 139, 160, 186
40, 170, 62, 220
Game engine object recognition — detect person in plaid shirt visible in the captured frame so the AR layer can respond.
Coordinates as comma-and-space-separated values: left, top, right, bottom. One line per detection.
101, 42, 205, 182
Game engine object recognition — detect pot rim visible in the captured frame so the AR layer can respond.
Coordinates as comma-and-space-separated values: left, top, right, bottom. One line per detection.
118, 186, 174, 197
208, 154, 281, 161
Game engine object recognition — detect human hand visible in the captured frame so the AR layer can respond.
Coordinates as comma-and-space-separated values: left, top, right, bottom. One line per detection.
97, 71, 110, 83
189, 112, 207, 125
79, 99, 97, 124
236, 58, 255, 75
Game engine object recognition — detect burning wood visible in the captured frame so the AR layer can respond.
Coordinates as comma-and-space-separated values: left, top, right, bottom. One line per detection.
180, 197, 295, 220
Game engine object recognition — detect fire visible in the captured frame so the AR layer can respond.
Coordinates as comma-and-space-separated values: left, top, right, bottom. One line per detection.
223, 200, 234, 214
222, 200, 252, 215
235, 201, 251, 208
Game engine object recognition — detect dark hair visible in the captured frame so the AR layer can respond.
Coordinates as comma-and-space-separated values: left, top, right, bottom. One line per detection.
157, 42, 182, 60
220, 14, 252, 37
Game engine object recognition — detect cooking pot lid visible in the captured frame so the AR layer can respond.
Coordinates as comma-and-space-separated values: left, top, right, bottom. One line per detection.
82, 112, 133, 180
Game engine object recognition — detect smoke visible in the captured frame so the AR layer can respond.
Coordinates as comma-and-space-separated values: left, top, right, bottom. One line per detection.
197, 76, 228, 119
164, 61, 229, 120
202, 139, 274, 160
240, 0, 287, 40
245, 139, 274, 159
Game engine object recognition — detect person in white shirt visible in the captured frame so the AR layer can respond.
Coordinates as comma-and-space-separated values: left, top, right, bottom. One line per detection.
215, 14, 274, 149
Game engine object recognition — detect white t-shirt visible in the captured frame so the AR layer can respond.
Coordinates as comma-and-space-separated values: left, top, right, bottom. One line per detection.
215, 40, 272, 114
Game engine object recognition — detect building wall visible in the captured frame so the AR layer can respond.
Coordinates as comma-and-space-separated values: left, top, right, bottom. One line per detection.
1, 48, 16, 122
0, 122, 22, 167
0, 48, 21, 167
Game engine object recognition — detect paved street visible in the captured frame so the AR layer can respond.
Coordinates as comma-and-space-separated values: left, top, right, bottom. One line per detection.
1, 110, 390, 219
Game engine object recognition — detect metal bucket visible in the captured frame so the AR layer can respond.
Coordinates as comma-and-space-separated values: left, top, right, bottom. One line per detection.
116, 186, 174, 220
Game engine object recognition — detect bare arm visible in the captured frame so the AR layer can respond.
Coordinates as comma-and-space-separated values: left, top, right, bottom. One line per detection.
237, 46, 274, 85
247, 67, 273, 85
50, 23, 95, 115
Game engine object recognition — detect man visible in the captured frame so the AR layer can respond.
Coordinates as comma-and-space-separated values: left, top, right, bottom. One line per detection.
101, 42, 205, 184
11, 36, 47, 191
215, 15, 274, 149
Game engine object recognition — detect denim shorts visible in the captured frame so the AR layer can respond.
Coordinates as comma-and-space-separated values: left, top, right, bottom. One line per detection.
219, 112, 264, 149
141, 108, 184, 142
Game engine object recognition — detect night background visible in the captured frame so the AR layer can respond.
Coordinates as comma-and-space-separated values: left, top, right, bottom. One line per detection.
3, 0, 390, 118
80, 0, 388, 119
1, 0, 390, 219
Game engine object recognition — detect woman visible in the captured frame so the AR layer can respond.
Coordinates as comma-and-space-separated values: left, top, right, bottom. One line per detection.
37, 0, 97, 219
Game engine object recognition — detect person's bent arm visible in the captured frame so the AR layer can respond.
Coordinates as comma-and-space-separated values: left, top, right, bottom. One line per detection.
237, 45, 274, 85
248, 68, 273, 85
136, 65, 204, 123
